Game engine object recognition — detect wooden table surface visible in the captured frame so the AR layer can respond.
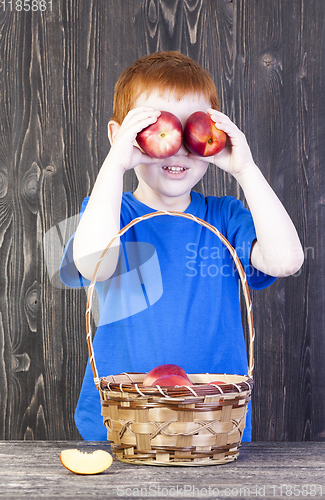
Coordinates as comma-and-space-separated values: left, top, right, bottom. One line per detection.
0, 441, 324, 499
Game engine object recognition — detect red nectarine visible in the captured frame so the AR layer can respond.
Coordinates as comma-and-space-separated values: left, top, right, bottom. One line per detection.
136, 111, 183, 159
142, 363, 190, 386
183, 111, 227, 157
153, 375, 193, 387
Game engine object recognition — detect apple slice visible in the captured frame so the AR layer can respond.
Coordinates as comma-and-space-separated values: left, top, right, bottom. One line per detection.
60, 449, 113, 475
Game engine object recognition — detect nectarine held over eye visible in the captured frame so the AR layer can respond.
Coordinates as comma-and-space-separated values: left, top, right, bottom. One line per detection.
136, 111, 183, 159
183, 111, 227, 157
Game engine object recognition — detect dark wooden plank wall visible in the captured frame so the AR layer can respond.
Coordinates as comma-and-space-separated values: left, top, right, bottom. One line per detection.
0, 0, 324, 441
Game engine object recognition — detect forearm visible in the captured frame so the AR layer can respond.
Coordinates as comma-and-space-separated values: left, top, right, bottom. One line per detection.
206, 109, 303, 276
72, 107, 162, 281
73, 154, 125, 281
234, 163, 304, 277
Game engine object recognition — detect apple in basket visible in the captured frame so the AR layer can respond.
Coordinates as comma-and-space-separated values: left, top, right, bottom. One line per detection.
208, 381, 226, 385
60, 449, 113, 475
136, 111, 183, 159
142, 363, 191, 386
183, 111, 227, 157
153, 375, 193, 387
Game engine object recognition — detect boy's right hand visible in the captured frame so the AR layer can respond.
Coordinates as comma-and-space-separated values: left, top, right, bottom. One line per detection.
107, 107, 162, 172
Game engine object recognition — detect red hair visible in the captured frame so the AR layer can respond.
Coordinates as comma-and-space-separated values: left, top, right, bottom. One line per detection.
111, 51, 219, 124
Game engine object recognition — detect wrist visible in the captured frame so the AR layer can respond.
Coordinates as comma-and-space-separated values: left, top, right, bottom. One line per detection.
233, 161, 261, 189
103, 150, 128, 175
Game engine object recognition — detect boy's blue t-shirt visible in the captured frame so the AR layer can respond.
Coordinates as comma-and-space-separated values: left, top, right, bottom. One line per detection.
60, 191, 276, 441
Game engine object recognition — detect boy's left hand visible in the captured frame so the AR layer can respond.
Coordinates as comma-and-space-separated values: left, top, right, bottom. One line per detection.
190, 109, 256, 178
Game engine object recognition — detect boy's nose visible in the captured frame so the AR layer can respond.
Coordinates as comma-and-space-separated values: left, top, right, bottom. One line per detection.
175, 141, 190, 156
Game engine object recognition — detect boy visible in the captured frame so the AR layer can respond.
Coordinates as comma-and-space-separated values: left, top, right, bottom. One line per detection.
60, 51, 303, 441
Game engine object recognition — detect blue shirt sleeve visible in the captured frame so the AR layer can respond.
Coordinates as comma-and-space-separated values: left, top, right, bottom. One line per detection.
59, 197, 91, 288
222, 196, 277, 291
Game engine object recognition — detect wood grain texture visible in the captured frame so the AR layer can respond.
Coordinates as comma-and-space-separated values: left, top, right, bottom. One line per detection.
0, 0, 324, 441
0, 441, 325, 499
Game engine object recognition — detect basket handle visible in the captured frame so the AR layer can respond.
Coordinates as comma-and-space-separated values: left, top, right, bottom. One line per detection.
85, 211, 255, 389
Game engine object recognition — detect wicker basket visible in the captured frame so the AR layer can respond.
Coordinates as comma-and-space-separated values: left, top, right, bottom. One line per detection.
85, 211, 255, 466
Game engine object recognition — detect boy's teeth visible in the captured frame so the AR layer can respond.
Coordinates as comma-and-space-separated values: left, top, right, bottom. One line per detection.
164, 166, 185, 173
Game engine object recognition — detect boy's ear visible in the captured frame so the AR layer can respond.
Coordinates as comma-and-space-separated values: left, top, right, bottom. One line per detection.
108, 120, 121, 145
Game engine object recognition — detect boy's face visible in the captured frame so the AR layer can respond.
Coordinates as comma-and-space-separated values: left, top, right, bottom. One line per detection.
133, 91, 211, 211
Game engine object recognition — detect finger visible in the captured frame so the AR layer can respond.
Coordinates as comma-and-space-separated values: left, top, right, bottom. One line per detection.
121, 109, 162, 138
207, 109, 242, 137
122, 107, 161, 127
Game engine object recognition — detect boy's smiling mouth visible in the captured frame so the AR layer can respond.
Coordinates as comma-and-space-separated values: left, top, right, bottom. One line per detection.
160, 160, 191, 181
161, 165, 189, 180
162, 165, 187, 174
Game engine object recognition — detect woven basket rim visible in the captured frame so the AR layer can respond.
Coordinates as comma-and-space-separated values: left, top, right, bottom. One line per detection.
100, 372, 253, 399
